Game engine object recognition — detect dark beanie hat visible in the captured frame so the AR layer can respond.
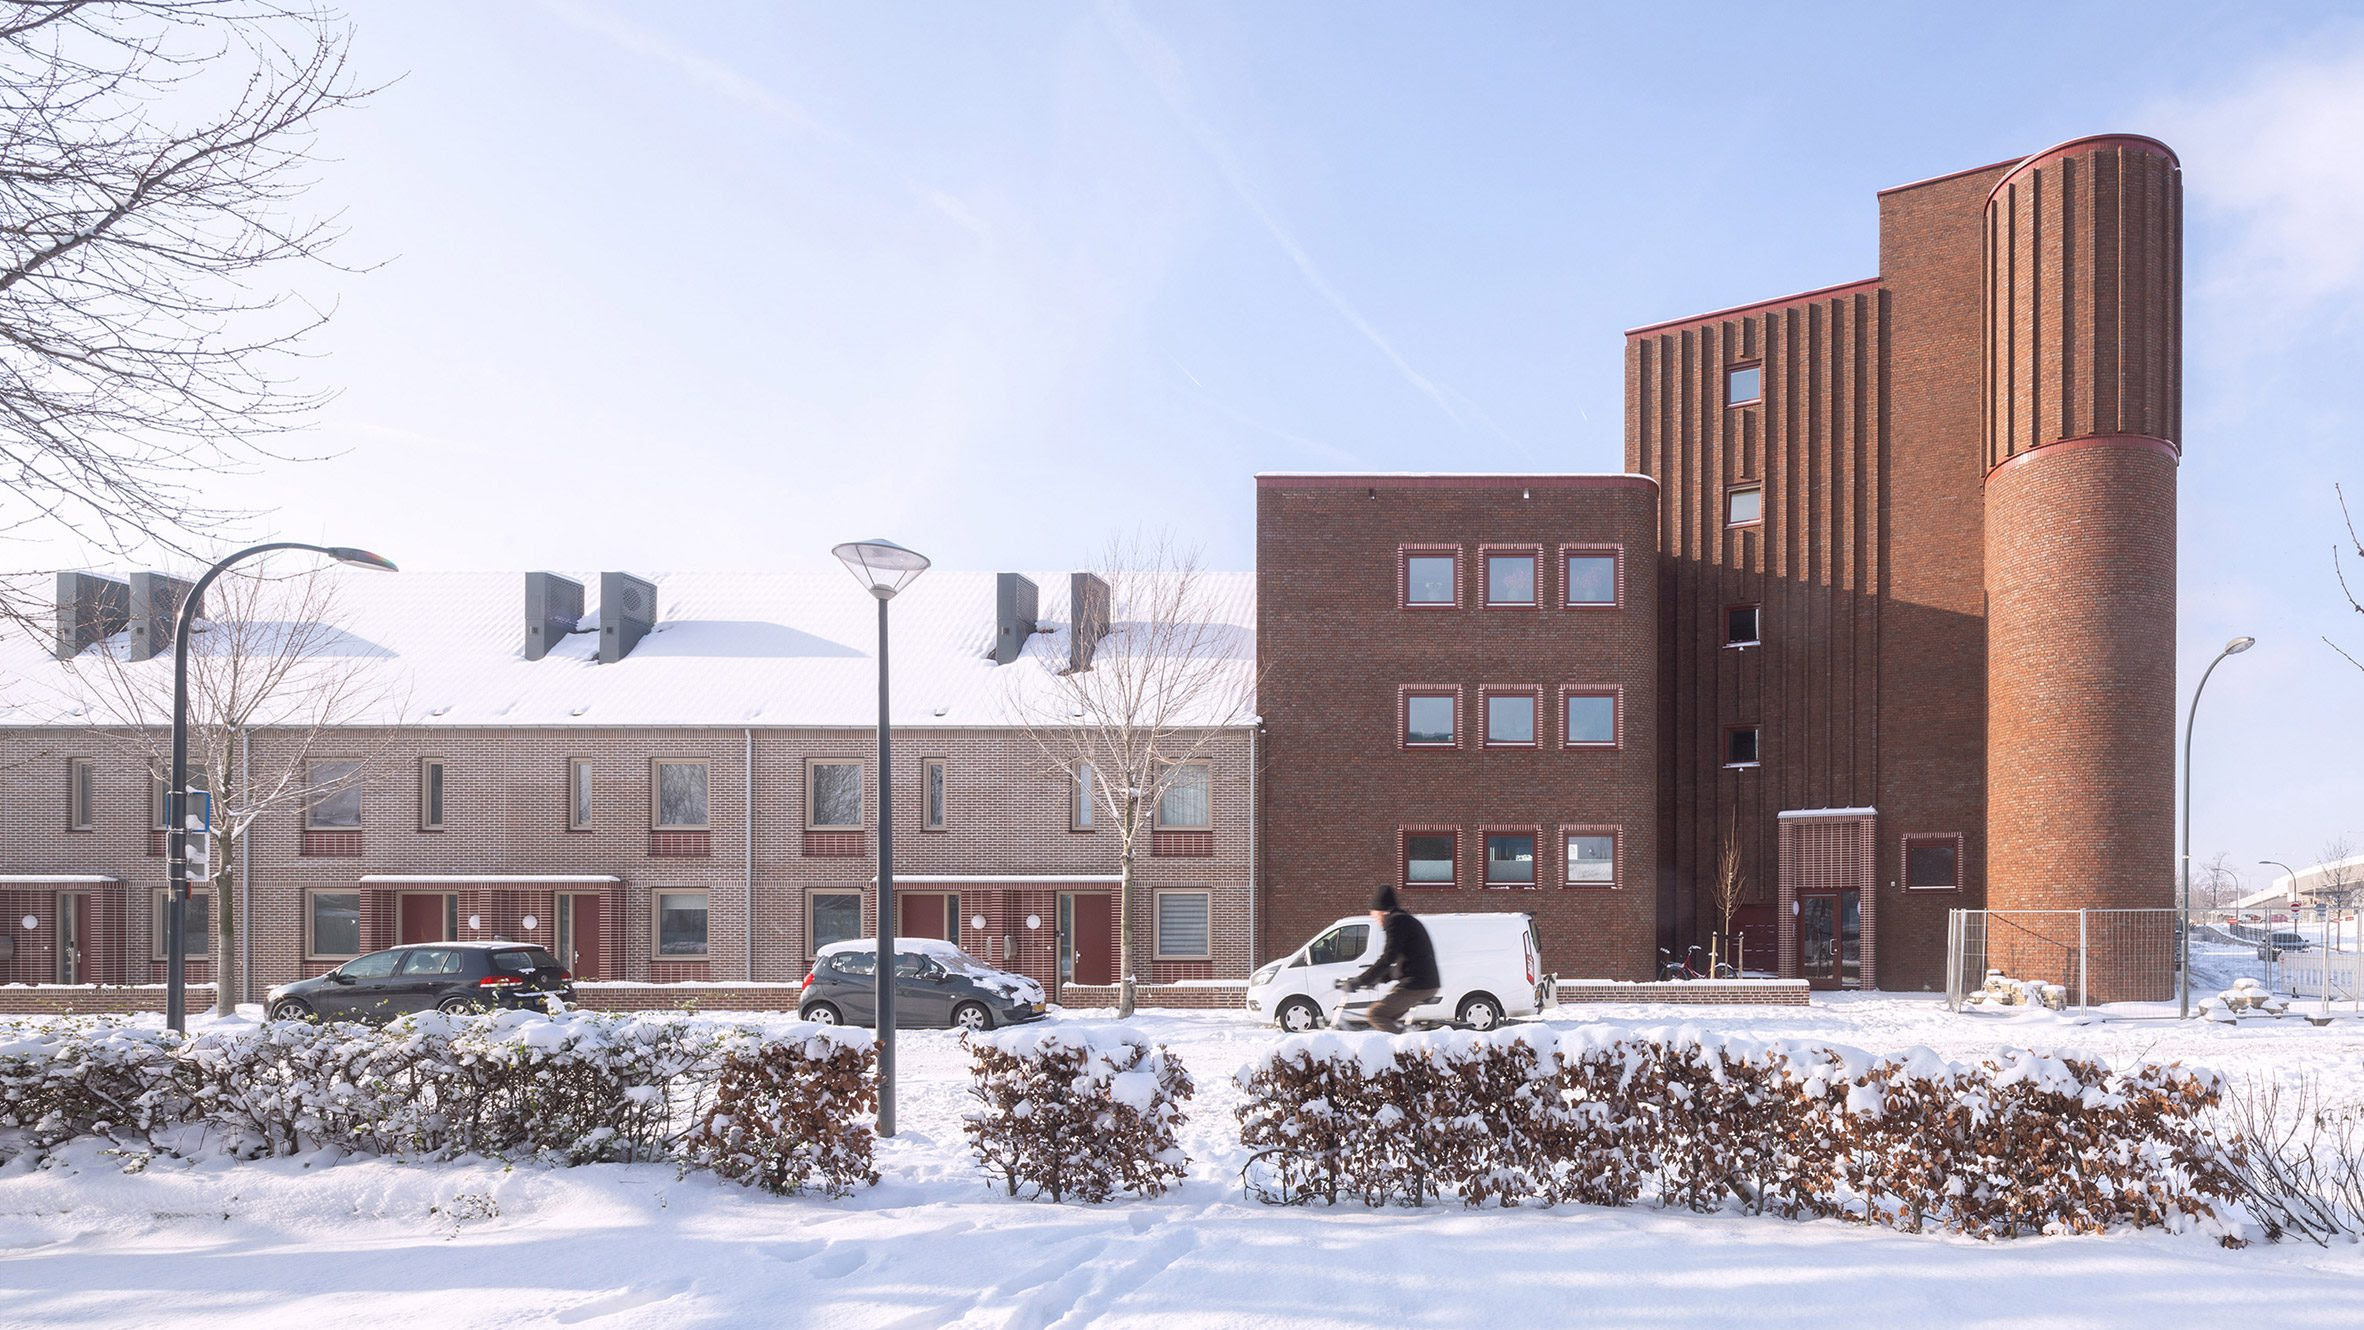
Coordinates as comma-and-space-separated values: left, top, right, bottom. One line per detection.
1371, 884, 1400, 913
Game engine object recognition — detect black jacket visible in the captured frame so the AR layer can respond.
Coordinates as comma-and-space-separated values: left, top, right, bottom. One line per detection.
1350, 910, 1440, 991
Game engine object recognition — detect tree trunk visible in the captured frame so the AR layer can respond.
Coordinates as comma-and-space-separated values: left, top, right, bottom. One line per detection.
1118, 795, 1139, 1019
212, 849, 238, 1018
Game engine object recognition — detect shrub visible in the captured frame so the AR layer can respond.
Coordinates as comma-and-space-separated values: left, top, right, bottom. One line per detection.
0, 1017, 183, 1156
688, 1026, 878, 1196
965, 1025, 1192, 1202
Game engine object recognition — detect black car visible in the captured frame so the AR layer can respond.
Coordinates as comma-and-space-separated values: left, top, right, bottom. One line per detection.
267, 941, 575, 1022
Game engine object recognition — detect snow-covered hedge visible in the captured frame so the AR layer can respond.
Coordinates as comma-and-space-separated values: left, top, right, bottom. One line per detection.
963, 1025, 1192, 1202
1236, 1027, 2246, 1242
689, 1029, 878, 1196
0, 1012, 876, 1183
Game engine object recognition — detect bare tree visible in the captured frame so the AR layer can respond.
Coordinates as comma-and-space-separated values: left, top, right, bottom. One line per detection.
1711, 811, 1747, 963
2197, 851, 2242, 914
1004, 534, 1255, 1018
2332, 485, 2364, 673
68, 561, 399, 1013
1, 2, 369, 627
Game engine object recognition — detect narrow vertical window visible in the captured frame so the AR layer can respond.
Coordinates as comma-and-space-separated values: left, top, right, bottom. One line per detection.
923, 758, 948, 831
68, 757, 95, 831
419, 758, 447, 831
568, 758, 594, 830
1072, 762, 1096, 831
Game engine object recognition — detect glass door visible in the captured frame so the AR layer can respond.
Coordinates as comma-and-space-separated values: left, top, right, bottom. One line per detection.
1798, 892, 1861, 989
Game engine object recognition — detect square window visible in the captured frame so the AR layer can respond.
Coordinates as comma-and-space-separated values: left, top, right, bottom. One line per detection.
1156, 763, 1211, 829
811, 892, 863, 953
1404, 692, 1457, 747
1728, 363, 1763, 406
1565, 833, 1616, 886
654, 891, 709, 957
419, 758, 447, 831
1485, 552, 1538, 606
1485, 692, 1537, 745
1404, 552, 1457, 607
306, 760, 361, 830
1726, 727, 1761, 767
308, 890, 360, 958
1726, 605, 1762, 646
1404, 831, 1457, 888
809, 760, 864, 829
1485, 833, 1536, 887
1906, 836, 1963, 890
1156, 892, 1211, 959
1726, 486, 1763, 527
1565, 693, 1617, 746
567, 758, 594, 830
653, 760, 709, 828
1565, 552, 1617, 606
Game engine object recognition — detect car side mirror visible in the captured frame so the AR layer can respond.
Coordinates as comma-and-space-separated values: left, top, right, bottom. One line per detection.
330, 972, 355, 984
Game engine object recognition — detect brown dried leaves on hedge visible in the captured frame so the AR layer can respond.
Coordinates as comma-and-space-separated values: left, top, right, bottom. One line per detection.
964, 1026, 1193, 1202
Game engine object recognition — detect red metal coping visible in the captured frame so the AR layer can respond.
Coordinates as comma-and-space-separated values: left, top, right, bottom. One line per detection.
1623, 276, 1882, 338
1984, 433, 2180, 480
1255, 473, 1657, 491
1986, 134, 2178, 207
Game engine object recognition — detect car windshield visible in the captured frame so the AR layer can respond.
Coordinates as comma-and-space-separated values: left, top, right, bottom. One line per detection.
493, 948, 561, 973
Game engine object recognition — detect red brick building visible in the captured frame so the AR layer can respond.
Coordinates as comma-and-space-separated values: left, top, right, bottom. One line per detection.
1264, 135, 2182, 991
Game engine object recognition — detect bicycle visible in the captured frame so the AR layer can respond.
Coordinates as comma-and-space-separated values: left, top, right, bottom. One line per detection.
1658, 945, 1737, 981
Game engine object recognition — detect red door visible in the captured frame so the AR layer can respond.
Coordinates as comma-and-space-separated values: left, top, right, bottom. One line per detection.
898, 892, 954, 941
398, 893, 450, 945
1064, 893, 1114, 987
561, 894, 603, 978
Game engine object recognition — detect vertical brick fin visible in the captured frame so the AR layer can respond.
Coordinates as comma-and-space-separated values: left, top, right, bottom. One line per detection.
1983, 137, 2182, 473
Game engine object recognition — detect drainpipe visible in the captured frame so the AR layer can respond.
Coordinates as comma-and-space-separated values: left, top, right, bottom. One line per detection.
744, 728, 756, 982
1246, 723, 1259, 970
240, 729, 253, 1007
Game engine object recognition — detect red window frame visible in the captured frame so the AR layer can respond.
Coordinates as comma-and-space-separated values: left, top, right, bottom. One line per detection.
1399, 544, 1461, 610
1481, 825, 1541, 890
1903, 833, 1965, 891
1559, 685, 1621, 749
1399, 686, 1461, 750
1559, 543, 1623, 609
1477, 544, 1543, 609
1400, 827, 1459, 891
1479, 686, 1541, 748
1559, 825, 1620, 889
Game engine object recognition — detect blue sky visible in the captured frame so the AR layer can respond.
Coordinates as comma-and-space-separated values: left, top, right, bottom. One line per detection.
93, 1, 2364, 889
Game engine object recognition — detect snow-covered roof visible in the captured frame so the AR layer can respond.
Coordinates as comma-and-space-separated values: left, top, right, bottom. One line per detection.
0, 569, 1256, 730
816, 936, 975, 959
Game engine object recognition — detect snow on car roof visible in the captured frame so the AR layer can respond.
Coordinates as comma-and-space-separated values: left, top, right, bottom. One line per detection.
815, 936, 974, 958
2, 569, 1256, 729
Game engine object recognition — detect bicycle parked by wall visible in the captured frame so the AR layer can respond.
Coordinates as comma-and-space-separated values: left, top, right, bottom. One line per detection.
1658, 945, 1737, 981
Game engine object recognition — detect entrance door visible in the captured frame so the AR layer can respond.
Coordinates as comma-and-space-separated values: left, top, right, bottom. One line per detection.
557, 894, 603, 978
898, 892, 956, 941
55, 893, 88, 984
398, 893, 453, 945
1060, 893, 1115, 987
1798, 891, 1862, 990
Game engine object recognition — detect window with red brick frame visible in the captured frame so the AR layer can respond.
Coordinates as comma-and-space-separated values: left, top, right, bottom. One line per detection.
1560, 686, 1619, 748
1481, 687, 1540, 747
1479, 545, 1541, 608
1560, 545, 1622, 608
1400, 686, 1459, 748
1400, 545, 1460, 609
1904, 834, 1964, 891
1482, 827, 1539, 888
1561, 827, 1619, 888
1401, 828, 1458, 890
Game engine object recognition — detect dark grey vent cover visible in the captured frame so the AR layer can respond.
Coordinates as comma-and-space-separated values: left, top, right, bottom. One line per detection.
127, 572, 197, 664
992, 573, 1039, 665
599, 572, 657, 663
1070, 572, 1111, 674
53, 571, 129, 661
524, 572, 586, 661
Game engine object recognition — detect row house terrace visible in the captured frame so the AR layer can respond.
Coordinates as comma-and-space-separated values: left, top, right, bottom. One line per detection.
0, 565, 1256, 1006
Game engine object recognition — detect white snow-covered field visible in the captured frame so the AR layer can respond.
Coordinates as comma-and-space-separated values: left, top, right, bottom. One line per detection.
6, 995, 2364, 1330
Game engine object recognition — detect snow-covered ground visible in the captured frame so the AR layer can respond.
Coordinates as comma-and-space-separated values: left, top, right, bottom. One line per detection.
6, 995, 2364, 1329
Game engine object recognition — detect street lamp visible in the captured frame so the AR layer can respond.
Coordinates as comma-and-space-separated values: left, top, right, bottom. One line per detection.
2178, 634, 2254, 1019
167, 543, 396, 1033
831, 537, 929, 1137
2260, 857, 2300, 996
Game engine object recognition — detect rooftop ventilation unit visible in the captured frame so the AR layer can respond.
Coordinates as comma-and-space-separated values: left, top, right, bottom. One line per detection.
523, 571, 585, 661
127, 572, 197, 664
599, 572, 657, 663
992, 573, 1039, 665
1070, 572, 1110, 674
52, 571, 129, 661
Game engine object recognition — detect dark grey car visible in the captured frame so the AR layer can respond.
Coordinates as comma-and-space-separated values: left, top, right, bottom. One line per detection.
267, 941, 575, 1022
798, 941, 1047, 1031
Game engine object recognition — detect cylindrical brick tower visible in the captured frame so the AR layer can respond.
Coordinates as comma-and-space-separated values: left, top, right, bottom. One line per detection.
1983, 135, 2181, 996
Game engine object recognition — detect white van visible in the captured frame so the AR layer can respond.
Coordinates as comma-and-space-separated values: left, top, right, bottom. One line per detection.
1244, 912, 1554, 1032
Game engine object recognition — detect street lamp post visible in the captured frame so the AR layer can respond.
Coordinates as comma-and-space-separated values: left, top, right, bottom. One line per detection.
2178, 635, 2254, 1020
2260, 858, 2300, 998
165, 543, 397, 1033
831, 538, 930, 1138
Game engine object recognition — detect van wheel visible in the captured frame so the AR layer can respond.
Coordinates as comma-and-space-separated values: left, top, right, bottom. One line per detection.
1277, 997, 1324, 1033
1456, 994, 1504, 1031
